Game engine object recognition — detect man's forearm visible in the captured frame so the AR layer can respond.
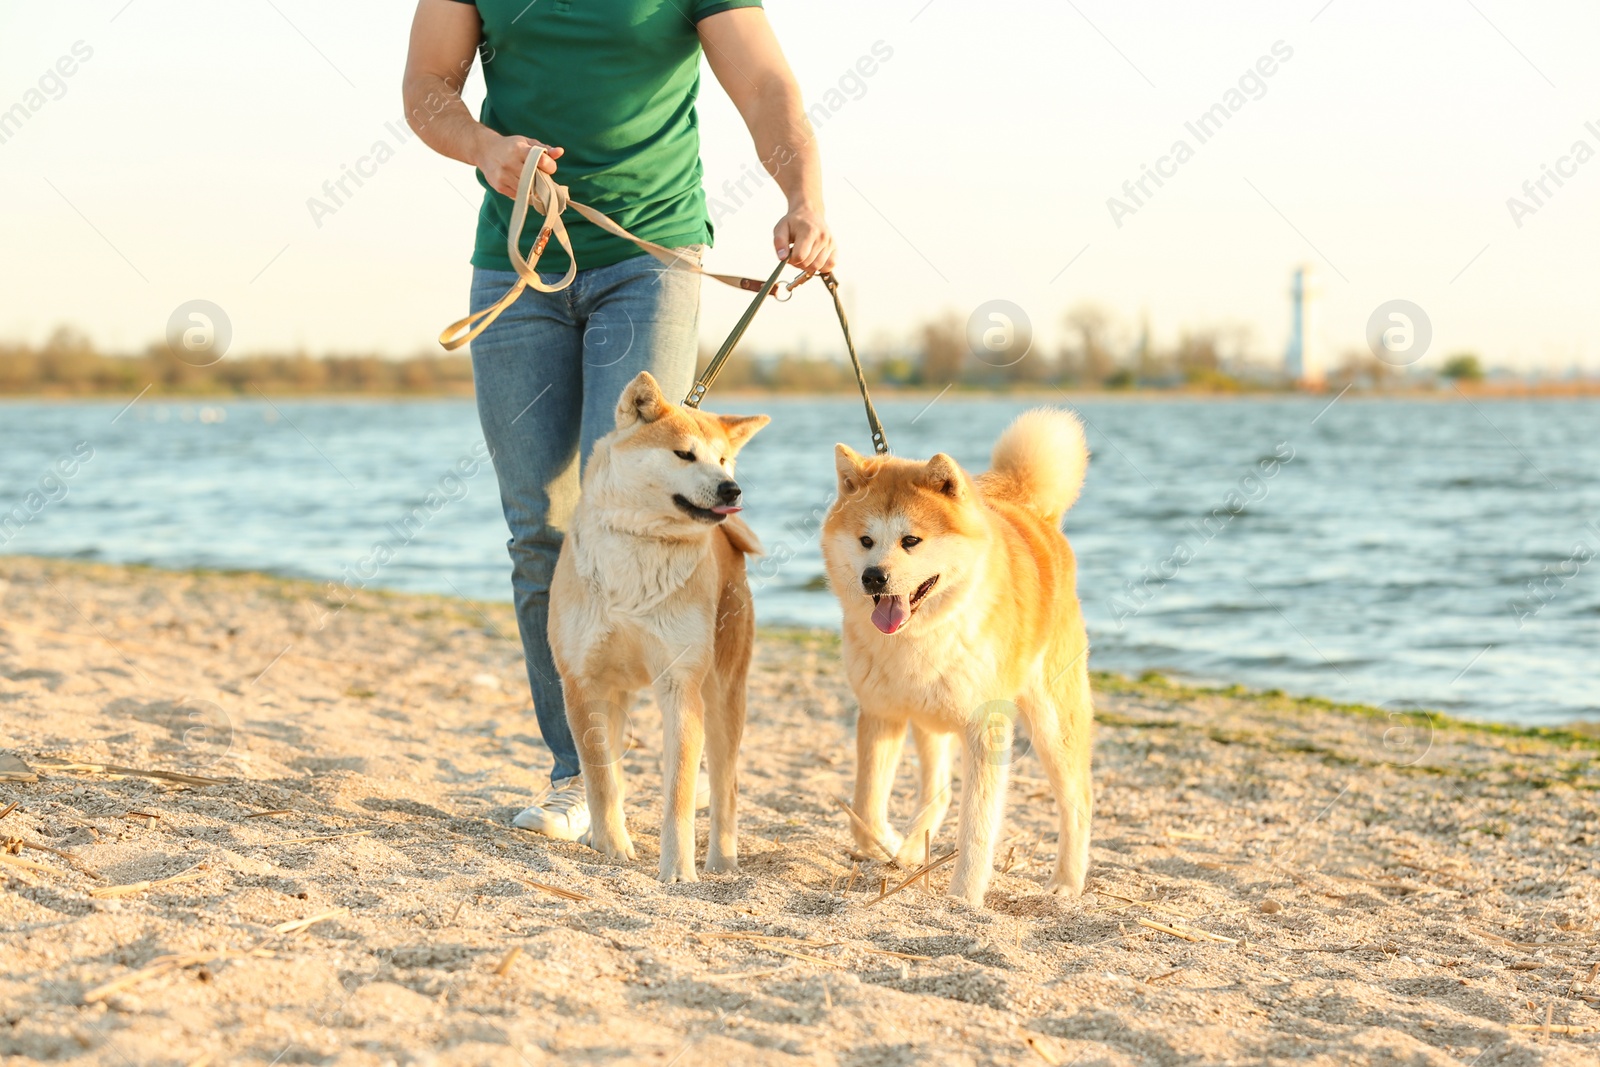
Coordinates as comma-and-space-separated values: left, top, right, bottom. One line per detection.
403, 72, 490, 168
752, 80, 823, 211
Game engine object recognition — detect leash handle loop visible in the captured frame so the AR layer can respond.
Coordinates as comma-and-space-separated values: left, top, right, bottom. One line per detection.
439, 146, 776, 352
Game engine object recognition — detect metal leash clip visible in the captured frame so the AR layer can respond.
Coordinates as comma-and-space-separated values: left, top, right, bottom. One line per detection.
774, 269, 817, 302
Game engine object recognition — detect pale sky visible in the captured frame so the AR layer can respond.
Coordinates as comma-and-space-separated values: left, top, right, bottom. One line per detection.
3, 0, 1598, 372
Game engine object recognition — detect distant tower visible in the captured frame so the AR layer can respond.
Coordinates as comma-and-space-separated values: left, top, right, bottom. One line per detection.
1284, 266, 1322, 385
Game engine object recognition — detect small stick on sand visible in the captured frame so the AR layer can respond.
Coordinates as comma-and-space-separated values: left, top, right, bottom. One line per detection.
273, 907, 348, 934
844, 862, 860, 893
33, 760, 226, 787
1024, 1033, 1067, 1064
243, 809, 295, 819
833, 797, 898, 863
0, 853, 58, 875
91, 866, 208, 899
269, 830, 373, 846
866, 850, 958, 907
518, 877, 588, 902
9, 835, 99, 878
760, 944, 845, 968
82, 947, 277, 1003
0, 802, 19, 822
1508, 1023, 1592, 1034
495, 946, 522, 976
706, 968, 783, 981
122, 811, 161, 821
1135, 918, 1238, 945
853, 946, 932, 961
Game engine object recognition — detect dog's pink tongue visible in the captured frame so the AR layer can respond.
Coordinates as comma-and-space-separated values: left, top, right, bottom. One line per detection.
711, 504, 742, 515
871, 595, 910, 635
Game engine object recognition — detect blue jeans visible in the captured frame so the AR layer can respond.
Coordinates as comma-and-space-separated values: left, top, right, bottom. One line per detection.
470, 250, 702, 784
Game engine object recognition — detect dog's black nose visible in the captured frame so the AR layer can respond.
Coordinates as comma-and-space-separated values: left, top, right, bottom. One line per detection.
861, 566, 888, 594
716, 480, 742, 505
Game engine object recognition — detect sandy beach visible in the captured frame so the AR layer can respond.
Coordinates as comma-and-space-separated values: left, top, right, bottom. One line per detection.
2, 555, 1598, 1066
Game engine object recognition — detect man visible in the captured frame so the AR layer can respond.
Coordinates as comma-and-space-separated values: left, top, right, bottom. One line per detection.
403, 0, 833, 839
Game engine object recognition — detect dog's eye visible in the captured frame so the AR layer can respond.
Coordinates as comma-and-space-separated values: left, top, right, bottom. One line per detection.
673, 449, 696, 462
901, 535, 922, 550
859, 536, 874, 549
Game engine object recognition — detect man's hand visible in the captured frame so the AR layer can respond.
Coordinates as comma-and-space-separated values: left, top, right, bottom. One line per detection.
776, 203, 836, 273
474, 133, 564, 199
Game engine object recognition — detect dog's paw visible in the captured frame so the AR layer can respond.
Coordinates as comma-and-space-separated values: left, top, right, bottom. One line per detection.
1043, 877, 1083, 898
704, 855, 740, 876
579, 828, 637, 862
892, 839, 933, 869
944, 888, 986, 908
659, 864, 699, 885
945, 873, 989, 908
856, 827, 904, 865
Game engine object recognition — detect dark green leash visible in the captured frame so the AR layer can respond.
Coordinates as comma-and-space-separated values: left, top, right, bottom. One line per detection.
682, 260, 890, 456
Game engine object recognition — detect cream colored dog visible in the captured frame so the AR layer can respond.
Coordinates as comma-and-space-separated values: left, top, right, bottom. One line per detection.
821, 410, 1093, 906
548, 372, 768, 883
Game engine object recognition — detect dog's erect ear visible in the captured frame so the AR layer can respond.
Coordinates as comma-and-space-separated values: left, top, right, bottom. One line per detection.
835, 443, 867, 493
718, 413, 770, 452
924, 453, 966, 499
616, 371, 668, 429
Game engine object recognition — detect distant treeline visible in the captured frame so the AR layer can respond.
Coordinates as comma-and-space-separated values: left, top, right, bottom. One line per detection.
0, 313, 1530, 399
1, 329, 475, 397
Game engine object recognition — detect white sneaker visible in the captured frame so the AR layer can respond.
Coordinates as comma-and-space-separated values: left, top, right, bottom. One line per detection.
512, 776, 590, 841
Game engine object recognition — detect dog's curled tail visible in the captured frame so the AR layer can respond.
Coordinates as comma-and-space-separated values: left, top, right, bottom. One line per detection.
989, 408, 1090, 522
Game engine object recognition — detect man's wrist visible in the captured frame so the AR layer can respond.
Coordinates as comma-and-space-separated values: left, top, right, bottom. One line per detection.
466, 125, 499, 169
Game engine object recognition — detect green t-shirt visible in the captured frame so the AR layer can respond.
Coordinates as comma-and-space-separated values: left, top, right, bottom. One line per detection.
449, 0, 763, 275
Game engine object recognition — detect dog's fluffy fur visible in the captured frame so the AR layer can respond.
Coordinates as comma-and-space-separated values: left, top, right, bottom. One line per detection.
821, 410, 1093, 906
548, 372, 768, 883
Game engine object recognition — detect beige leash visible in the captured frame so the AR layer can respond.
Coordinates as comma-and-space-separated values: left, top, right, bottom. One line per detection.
439, 145, 777, 351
